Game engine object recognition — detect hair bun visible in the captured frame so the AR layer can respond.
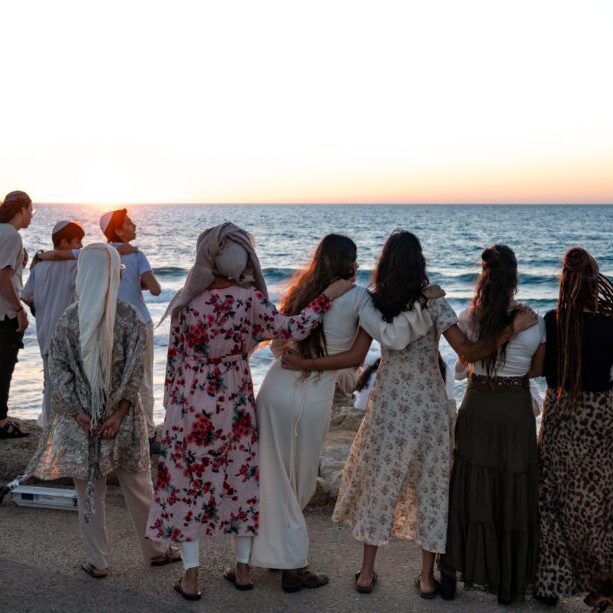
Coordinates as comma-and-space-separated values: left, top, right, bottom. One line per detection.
481, 247, 500, 265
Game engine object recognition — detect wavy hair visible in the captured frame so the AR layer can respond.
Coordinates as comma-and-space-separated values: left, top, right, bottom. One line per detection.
281, 234, 357, 359
471, 244, 518, 378
0, 191, 31, 223
556, 247, 613, 405
369, 230, 429, 322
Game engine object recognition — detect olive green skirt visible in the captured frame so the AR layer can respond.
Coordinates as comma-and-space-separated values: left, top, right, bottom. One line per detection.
444, 377, 538, 602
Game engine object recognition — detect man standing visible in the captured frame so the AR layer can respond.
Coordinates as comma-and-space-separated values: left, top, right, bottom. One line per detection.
22, 220, 85, 427
100, 209, 161, 454
0, 191, 34, 439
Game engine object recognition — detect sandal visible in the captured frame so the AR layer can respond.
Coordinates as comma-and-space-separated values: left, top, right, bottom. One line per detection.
223, 567, 254, 591
0, 421, 29, 439
281, 567, 329, 593
81, 562, 108, 579
415, 574, 439, 599
355, 571, 378, 594
173, 578, 202, 601
150, 548, 182, 566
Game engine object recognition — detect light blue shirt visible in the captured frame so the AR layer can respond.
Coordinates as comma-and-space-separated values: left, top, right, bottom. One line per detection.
112, 244, 153, 324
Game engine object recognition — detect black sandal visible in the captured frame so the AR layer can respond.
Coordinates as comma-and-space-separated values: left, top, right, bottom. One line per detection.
223, 567, 254, 591
81, 562, 108, 579
355, 571, 378, 594
0, 421, 29, 439
174, 578, 202, 601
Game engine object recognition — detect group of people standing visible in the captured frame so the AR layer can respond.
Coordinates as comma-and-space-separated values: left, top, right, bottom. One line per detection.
1, 190, 611, 607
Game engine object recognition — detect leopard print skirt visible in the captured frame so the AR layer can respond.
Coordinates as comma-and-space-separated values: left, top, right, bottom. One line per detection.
536, 389, 613, 598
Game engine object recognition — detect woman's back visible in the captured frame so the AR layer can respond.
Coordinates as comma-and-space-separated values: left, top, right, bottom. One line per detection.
543, 310, 613, 391
458, 306, 545, 377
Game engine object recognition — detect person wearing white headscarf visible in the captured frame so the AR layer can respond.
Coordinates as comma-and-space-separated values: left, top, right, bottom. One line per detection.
26, 243, 179, 578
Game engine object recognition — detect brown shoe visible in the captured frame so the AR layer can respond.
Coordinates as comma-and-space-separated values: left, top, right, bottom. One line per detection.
281, 567, 329, 593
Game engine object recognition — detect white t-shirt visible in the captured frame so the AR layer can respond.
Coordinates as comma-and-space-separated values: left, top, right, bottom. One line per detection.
22, 260, 78, 356
111, 243, 153, 324
457, 307, 546, 377
0, 223, 24, 319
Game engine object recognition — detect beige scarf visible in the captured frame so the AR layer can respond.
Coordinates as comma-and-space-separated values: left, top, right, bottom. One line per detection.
160, 222, 267, 323
76, 243, 121, 520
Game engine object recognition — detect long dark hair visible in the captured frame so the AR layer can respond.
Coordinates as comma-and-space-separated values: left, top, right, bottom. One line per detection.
471, 244, 518, 378
556, 247, 613, 405
370, 230, 429, 322
0, 191, 31, 223
281, 234, 357, 359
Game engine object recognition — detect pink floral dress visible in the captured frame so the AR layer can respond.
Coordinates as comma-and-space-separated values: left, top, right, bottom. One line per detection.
147, 286, 330, 542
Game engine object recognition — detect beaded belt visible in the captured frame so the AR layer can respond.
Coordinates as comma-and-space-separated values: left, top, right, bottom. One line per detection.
468, 373, 529, 392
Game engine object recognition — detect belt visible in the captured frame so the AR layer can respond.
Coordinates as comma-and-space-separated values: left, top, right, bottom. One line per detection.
468, 373, 529, 392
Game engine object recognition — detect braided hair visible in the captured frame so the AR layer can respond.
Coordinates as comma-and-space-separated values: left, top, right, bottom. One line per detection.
556, 247, 613, 405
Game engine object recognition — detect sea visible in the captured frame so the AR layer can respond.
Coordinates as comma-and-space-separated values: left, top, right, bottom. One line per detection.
10, 204, 613, 424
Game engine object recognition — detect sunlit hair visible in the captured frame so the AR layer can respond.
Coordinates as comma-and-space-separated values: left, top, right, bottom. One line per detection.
370, 230, 429, 322
471, 244, 518, 378
556, 247, 613, 405
0, 191, 31, 223
280, 234, 357, 360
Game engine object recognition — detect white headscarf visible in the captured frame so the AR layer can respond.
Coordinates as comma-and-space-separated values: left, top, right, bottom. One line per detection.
76, 243, 121, 430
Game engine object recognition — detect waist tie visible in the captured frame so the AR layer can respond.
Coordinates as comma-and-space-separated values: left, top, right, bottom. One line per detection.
468, 373, 529, 392
184, 351, 247, 366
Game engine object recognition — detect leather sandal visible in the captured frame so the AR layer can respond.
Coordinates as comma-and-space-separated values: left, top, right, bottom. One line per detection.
81, 562, 108, 579
415, 575, 439, 599
174, 578, 202, 601
355, 571, 378, 594
281, 567, 329, 593
150, 547, 182, 566
0, 421, 29, 439
223, 567, 254, 591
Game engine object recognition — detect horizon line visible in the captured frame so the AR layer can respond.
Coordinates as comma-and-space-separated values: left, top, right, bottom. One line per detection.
34, 201, 613, 207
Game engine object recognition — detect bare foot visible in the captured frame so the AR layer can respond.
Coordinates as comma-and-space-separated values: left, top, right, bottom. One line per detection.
420, 571, 437, 593
234, 562, 252, 587
180, 568, 199, 595
356, 569, 375, 589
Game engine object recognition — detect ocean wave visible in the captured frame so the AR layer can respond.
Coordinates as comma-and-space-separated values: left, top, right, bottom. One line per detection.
152, 266, 188, 277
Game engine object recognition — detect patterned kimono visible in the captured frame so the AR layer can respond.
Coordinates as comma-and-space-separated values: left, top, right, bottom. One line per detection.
147, 286, 330, 542
27, 302, 149, 480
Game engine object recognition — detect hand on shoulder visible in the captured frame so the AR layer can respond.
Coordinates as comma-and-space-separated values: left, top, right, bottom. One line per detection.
512, 304, 538, 334
423, 284, 446, 300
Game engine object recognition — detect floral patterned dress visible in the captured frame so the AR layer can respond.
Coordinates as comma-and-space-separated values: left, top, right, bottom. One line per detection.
147, 286, 330, 542
332, 297, 458, 553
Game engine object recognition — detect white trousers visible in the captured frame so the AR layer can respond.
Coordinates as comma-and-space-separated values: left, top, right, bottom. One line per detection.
181, 536, 253, 570
140, 322, 155, 437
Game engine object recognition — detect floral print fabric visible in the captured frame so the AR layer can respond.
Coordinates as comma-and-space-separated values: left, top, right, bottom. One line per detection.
332, 297, 458, 553
147, 287, 330, 542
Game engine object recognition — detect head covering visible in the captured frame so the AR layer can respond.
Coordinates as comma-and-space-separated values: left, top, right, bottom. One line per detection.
160, 222, 267, 323
99, 209, 127, 241
76, 243, 121, 429
76, 243, 121, 521
52, 220, 72, 234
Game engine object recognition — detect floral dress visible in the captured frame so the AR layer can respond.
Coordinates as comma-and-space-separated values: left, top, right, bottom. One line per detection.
147, 286, 330, 542
332, 297, 458, 553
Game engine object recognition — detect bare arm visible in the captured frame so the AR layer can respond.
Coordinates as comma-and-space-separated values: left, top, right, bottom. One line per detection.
281, 328, 373, 371
141, 271, 161, 296
527, 343, 546, 378
444, 309, 538, 363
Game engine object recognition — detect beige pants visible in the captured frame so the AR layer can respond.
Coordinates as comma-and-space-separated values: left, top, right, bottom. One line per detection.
141, 322, 155, 437
74, 469, 166, 570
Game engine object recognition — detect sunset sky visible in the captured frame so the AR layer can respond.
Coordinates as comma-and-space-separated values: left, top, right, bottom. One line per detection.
2, 0, 612, 205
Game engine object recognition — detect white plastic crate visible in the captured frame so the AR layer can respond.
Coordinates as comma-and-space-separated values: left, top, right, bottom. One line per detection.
11, 485, 78, 511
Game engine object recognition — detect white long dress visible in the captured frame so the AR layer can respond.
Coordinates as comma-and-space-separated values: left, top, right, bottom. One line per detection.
250, 287, 433, 569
